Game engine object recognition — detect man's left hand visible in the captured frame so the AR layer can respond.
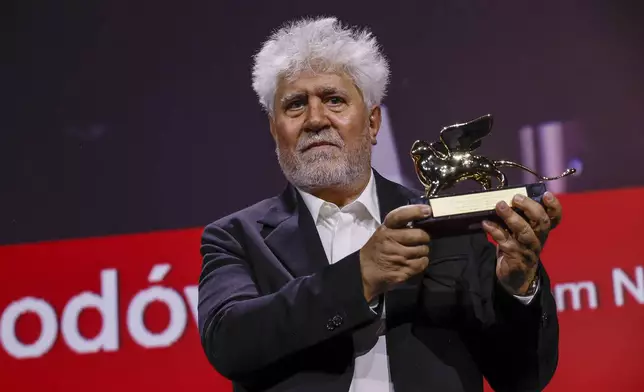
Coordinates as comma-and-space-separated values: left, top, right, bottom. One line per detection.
482, 192, 562, 296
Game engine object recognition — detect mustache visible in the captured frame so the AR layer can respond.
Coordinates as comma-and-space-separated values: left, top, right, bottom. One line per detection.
296, 129, 345, 152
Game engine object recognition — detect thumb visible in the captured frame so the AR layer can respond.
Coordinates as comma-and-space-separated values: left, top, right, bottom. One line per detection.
383, 204, 431, 229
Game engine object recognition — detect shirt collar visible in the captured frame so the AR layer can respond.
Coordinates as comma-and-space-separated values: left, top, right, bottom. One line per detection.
296, 169, 381, 224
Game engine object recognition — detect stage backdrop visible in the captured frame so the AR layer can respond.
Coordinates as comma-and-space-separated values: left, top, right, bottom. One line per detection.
3, 1, 644, 391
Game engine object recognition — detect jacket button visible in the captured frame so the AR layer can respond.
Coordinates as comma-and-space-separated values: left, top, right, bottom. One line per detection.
332, 315, 343, 327
326, 320, 335, 331
541, 312, 549, 326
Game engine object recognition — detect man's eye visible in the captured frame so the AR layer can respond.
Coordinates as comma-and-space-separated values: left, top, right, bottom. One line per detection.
286, 100, 305, 110
327, 96, 345, 106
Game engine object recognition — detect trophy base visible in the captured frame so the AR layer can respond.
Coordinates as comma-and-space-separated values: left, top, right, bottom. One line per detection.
409, 182, 547, 238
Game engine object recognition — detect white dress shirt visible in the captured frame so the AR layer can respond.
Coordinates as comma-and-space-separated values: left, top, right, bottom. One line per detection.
296, 170, 537, 392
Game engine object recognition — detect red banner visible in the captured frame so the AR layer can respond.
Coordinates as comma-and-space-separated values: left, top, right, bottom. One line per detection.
1, 187, 643, 391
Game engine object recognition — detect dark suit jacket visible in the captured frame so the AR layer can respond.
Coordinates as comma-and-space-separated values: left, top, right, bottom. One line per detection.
198, 171, 559, 392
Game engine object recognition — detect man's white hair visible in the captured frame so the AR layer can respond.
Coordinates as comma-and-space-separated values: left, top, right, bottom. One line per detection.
252, 16, 390, 114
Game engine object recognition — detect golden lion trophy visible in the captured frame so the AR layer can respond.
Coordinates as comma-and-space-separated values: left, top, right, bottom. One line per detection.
408, 114, 576, 237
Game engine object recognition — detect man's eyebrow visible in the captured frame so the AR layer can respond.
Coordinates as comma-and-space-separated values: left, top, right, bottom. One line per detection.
280, 92, 306, 104
316, 86, 348, 96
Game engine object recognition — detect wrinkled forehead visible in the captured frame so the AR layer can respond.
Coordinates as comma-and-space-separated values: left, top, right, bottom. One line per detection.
274, 70, 364, 101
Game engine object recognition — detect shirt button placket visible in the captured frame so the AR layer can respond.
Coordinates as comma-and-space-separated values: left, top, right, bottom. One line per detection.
333, 212, 350, 263
326, 206, 340, 264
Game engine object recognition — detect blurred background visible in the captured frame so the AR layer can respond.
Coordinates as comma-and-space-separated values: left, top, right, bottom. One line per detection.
2, 1, 644, 391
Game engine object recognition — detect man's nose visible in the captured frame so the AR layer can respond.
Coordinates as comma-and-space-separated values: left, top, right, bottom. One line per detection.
303, 99, 330, 132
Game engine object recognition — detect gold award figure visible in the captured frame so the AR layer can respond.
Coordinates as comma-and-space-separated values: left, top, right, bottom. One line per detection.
408, 114, 576, 237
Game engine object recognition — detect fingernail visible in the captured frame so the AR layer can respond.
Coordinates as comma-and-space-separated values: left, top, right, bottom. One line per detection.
544, 192, 554, 201
497, 201, 508, 211
421, 205, 432, 216
513, 194, 525, 203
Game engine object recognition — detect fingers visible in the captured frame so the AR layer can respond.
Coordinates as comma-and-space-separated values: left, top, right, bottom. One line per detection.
396, 257, 430, 282
511, 194, 551, 242
402, 244, 430, 259
388, 227, 431, 246
543, 191, 563, 229
361, 207, 433, 298
386, 257, 430, 286
482, 219, 511, 245
382, 241, 430, 263
512, 194, 550, 229
405, 256, 430, 273
492, 200, 541, 254
384, 204, 432, 229
482, 220, 538, 265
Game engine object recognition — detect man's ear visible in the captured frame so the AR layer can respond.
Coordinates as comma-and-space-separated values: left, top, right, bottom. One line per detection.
368, 106, 382, 145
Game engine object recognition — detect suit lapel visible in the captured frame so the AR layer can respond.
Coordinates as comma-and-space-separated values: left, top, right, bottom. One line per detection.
373, 170, 413, 222
258, 185, 330, 278
257, 171, 424, 297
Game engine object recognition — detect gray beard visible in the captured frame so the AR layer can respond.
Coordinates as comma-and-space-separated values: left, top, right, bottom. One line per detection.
275, 135, 372, 193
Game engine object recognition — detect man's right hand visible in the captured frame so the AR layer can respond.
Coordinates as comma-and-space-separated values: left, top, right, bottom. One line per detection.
359, 204, 432, 302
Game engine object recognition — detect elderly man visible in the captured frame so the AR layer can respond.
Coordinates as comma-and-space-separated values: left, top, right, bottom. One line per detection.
198, 17, 559, 392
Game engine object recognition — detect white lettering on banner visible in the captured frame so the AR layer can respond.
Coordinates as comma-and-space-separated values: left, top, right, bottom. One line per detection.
61, 269, 119, 353
0, 264, 199, 360
126, 264, 187, 348
2, 264, 643, 359
612, 266, 644, 306
0, 297, 58, 359
554, 281, 598, 311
